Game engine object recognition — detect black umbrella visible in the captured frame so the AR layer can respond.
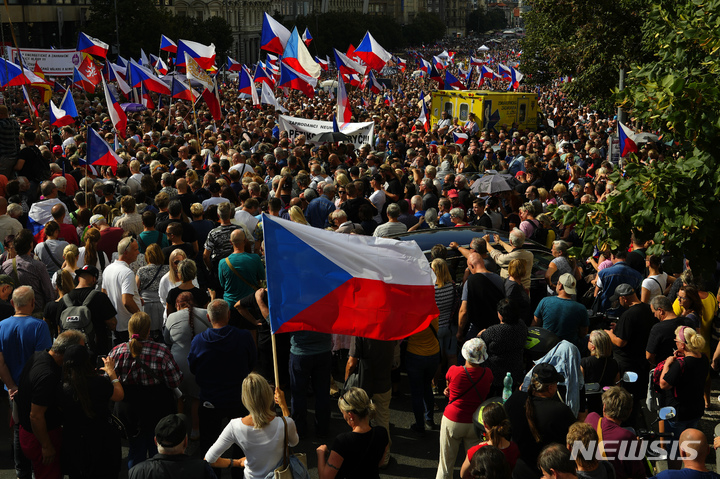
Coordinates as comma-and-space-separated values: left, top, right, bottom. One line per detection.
314, 131, 352, 143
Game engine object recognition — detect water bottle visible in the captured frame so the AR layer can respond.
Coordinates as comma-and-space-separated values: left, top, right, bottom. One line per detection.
502, 372, 513, 403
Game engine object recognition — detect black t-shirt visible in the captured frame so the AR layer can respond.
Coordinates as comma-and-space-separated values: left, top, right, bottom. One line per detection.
504, 391, 576, 477
157, 219, 197, 245
18, 145, 48, 183
166, 286, 210, 315
581, 355, 620, 415
43, 301, 62, 338
340, 198, 368, 224
177, 192, 199, 218
612, 302, 657, 368
646, 316, 691, 364
0, 300, 15, 322
625, 249, 647, 275
385, 177, 403, 201
349, 338, 394, 395
331, 426, 388, 479
663, 355, 709, 421
57, 287, 117, 355
17, 351, 63, 432
162, 243, 196, 265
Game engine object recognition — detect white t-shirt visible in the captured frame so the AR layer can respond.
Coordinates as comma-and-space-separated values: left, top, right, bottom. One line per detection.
234, 209, 259, 232
77, 248, 110, 290
369, 189, 386, 223
205, 416, 299, 479
102, 260, 141, 331
202, 197, 230, 211
642, 272, 668, 301
229, 163, 254, 176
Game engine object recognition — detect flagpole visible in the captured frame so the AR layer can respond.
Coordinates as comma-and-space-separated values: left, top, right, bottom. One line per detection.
271, 333, 279, 389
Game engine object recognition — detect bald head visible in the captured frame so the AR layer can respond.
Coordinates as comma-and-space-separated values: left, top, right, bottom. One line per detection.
467, 252, 483, 269
230, 228, 246, 247
678, 428, 708, 464
51, 203, 66, 221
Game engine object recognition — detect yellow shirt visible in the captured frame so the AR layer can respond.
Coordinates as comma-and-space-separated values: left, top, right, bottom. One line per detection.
407, 317, 440, 356
672, 292, 717, 356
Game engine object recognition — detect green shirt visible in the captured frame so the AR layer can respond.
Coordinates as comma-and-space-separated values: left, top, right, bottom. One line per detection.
219, 252, 265, 308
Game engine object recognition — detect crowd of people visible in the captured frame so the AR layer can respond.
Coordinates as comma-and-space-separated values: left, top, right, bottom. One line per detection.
0, 32, 718, 479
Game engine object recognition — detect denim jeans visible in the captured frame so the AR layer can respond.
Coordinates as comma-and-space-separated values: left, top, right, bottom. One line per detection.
289, 351, 332, 436
406, 351, 440, 426
127, 430, 156, 469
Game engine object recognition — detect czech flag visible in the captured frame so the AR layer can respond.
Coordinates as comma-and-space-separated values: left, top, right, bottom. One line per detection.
278, 62, 317, 98
141, 84, 155, 110
618, 122, 638, 157
116, 55, 129, 69
432, 55, 446, 70
60, 89, 79, 119
343, 72, 361, 87
227, 56, 243, 72
429, 64, 443, 85
315, 56, 329, 71
453, 132, 468, 145
354, 31, 392, 72
77, 32, 109, 59
176, 40, 216, 70
50, 100, 75, 128
238, 66, 255, 95
302, 28, 312, 46
128, 60, 171, 95
0, 58, 30, 87
21, 86, 38, 117
397, 57, 407, 71
560, 76, 572, 83
445, 71, 467, 90
470, 56, 484, 67
260, 81, 287, 113
282, 27, 321, 79
110, 63, 131, 95
254, 62, 275, 87
154, 56, 169, 76
160, 34, 177, 54
171, 77, 198, 101
87, 127, 123, 170
417, 98, 430, 132
261, 13, 291, 55
102, 78, 127, 136
419, 58, 432, 74
367, 70, 384, 94
498, 63, 512, 79
262, 214, 438, 339
507, 68, 524, 91
334, 49, 366, 76
202, 77, 222, 121
336, 72, 352, 128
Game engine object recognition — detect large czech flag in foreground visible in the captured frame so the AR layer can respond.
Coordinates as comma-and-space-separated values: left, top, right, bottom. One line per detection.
263, 214, 439, 340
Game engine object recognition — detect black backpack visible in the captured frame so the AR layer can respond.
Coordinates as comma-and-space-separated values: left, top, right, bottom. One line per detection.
60, 291, 97, 351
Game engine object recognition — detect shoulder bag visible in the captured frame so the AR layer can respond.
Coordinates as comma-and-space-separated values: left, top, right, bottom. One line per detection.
448, 366, 487, 405
43, 242, 63, 270
139, 265, 164, 293
224, 257, 259, 291
273, 416, 309, 479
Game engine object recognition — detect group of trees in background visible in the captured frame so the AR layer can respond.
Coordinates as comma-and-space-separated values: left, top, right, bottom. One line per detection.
467, 9, 508, 35
533, 0, 720, 280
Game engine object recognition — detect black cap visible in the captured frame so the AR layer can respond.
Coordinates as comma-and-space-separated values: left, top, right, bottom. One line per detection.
532, 363, 564, 384
155, 414, 188, 447
610, 283, 635, 303
75, 265, 99, 279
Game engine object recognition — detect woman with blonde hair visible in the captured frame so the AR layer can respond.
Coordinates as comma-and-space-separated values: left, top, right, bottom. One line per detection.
659, 326, 709, 438
432, 258, 458, 388
135, 243, 169, 339
317, 387, 388, 479
43, 269, 75, 337
580, 330, 620, 415
205, 373, 295, 479
110, 312, 182, 467
289, 205, 309, 225
505, 258, 532, 325
60, 243, 79, 278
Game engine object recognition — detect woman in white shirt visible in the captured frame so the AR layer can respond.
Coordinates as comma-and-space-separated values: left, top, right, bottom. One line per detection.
205, 373, 297, 479
641, 254, 669, 303
76, 228, 110, 290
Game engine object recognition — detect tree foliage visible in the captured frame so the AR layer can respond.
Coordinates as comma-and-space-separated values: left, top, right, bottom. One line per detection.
467, 9, 507, 34
555, 0, 720, 279
83, 0, 232, 60
403, 12, 447, 46
520, 0, 650, 110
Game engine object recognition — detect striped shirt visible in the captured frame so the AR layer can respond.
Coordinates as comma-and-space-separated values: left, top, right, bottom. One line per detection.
435, 283, 457, 328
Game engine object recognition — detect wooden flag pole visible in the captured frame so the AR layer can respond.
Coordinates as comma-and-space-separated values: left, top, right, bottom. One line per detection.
271, 333, 279, 389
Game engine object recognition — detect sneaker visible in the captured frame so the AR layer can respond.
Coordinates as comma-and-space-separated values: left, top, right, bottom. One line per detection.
410, 423, 426, 435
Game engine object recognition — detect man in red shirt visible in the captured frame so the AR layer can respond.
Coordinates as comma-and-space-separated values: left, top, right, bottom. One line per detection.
90, 214, 125, 259
34, 204, 79, 245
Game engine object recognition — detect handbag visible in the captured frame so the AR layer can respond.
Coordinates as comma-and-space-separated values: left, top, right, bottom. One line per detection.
273, 416, 309, 479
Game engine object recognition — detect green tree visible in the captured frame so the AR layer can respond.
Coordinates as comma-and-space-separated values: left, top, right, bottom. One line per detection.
467, 8, 507, 34
520, 0, 650, 110
555, 0, 720, 279
193, 16, 234, 61
83, 0, 174, 58
403, 12, 446, 46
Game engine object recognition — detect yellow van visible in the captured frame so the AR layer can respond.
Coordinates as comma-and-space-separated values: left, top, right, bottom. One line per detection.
430, 90, 539, 133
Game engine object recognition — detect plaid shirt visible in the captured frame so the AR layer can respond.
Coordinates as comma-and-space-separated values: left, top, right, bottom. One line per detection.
109, 340, 182, 388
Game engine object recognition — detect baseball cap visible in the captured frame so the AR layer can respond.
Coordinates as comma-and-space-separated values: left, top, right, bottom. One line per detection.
532, 363, 564, 384
89, 214, 105, 226
155, 414, 188, 448
610, 283, 635, 303
0, 275, 15, 287
52, 145, 63, 155
447, 189, 459, 198
75, 265, 99, 279
558, 273, 577, 295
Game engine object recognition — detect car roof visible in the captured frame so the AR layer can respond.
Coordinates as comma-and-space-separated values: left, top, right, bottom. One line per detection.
388, 226, 551, 255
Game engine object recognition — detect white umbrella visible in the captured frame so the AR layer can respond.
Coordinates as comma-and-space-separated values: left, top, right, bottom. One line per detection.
478, 45, 490, 51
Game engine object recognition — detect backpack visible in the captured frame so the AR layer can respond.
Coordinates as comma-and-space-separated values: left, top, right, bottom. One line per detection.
529, 219, 548, 245
647, 356, 684, 411
60, 290, 98, 350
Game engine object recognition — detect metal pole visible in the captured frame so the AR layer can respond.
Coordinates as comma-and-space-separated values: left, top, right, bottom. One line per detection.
617, 67, 625, 124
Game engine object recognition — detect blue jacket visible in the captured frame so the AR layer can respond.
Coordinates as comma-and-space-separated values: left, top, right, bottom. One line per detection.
522, 340, 583, 416
305, 196, 335, 228
597, 261, 644, 312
